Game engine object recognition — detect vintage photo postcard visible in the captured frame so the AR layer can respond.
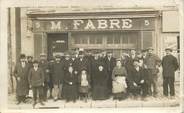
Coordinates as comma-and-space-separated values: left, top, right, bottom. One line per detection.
0, 0, 183, 113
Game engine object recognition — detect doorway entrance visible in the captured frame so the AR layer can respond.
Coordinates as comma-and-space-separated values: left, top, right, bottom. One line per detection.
47, 33, 68, 59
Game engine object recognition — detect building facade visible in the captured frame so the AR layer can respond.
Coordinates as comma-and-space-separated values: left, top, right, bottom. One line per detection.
9, 6, 179, 62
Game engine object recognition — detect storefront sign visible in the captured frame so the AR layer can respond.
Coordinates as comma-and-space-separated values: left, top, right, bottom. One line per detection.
33, 18, 155, 32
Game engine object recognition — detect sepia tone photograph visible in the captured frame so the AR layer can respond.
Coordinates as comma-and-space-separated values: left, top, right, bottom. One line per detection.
0, 0, 184, 112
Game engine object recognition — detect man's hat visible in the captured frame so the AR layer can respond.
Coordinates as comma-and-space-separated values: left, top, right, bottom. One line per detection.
20, 54, 26, 59
55, 54, 61, 58
165, 48, 172, 52
141, 49, 147, 52
27, 56, 33, 59
64, 51, 70, 56
33, 60, 39, 64
147, 47, 154, 50
116, 58, 121, 61
40, 53, 46, 57
79, 51, 84, 55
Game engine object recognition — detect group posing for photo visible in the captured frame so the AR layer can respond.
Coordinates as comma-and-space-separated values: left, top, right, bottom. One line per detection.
13, 47, 179, 108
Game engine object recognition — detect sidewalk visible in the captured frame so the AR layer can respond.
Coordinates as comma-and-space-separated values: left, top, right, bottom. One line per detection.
8, 85, 180, 109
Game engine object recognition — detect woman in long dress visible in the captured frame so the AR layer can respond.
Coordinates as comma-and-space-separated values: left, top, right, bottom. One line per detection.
63, 66, 78, 102
112, 59, 128, 100
92, 65, 109, 100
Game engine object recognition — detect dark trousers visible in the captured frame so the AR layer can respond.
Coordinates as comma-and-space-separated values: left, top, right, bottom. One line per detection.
147, 69, 158, 96
130, 86, 141, 96
163, 77, 175, 96
43, 82, 49, 101
141, 83, 149, 97
32, 86, 43, 102
17, 95, 26, 102
107, 72, 112, 96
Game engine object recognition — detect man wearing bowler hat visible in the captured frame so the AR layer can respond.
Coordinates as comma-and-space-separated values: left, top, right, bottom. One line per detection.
162, 48, 179, 98
144, 47, 161, 97
14, 54, 30, 104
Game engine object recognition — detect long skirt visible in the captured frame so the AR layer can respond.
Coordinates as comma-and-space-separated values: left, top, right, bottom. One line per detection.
92, 85, 108, 100
63, 84, 78, 101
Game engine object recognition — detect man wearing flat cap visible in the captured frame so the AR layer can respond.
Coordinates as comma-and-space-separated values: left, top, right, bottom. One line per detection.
162, 48, 179, 98
28, 60, 45, 107
39, 53, 50, 101
51, 54, 65, 101
144, 47, 161, 97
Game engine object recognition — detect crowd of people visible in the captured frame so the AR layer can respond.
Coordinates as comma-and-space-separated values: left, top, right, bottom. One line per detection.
13, 47, 179, 108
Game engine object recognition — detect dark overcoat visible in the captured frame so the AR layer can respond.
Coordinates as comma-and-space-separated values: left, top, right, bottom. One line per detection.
162, 54, 179, 78
28, 67, 45, 87
52, 61, 64, 84
92, 69, 109, 100
63, 71, 78, 100
39, 60, 50, 83
73, 57, 91, 75
14, 62, 30, 96
103, 56, 116, 91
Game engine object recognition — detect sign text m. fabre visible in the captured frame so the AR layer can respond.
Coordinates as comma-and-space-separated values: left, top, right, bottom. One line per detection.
32, 18, 155, 32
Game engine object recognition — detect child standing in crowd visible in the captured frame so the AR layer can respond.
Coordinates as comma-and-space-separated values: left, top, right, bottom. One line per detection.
28, 60, 45, 108
78, 69, 90, 102
112, 59, 128, 100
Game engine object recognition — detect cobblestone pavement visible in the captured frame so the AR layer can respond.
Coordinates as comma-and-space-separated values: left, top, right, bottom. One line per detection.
8, 84, 180, 109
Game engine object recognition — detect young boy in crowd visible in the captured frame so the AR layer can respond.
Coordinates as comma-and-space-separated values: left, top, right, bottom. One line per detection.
28, 60, 45, 108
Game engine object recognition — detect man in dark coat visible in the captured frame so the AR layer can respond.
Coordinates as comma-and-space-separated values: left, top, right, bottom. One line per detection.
127, 59, 147, 98
124, 49, 138, 94
104, 51, 116, 95
63, 52, 73, 74
144, 47, 161, 97
14, 54, 30, 104
162, 48, 179, 98
47, 58, 55, 99
28, 60, 45, 108
39, 53, 50, 101
52, 55, 65, 101
73, 51, 91, 76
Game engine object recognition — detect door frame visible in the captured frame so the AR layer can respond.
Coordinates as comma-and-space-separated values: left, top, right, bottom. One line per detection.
46, 32, 69, 59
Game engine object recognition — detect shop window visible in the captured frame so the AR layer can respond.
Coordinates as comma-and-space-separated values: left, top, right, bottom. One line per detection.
96, 37, 102, 44
74, 37, 80, 44
107, 35, 113, 44
89, 37, 95, 44
81, 37, 88, 44
114, 35, 120, 44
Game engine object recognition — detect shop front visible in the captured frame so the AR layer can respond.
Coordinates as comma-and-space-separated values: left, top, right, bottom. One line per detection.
30, 11, 159, 59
